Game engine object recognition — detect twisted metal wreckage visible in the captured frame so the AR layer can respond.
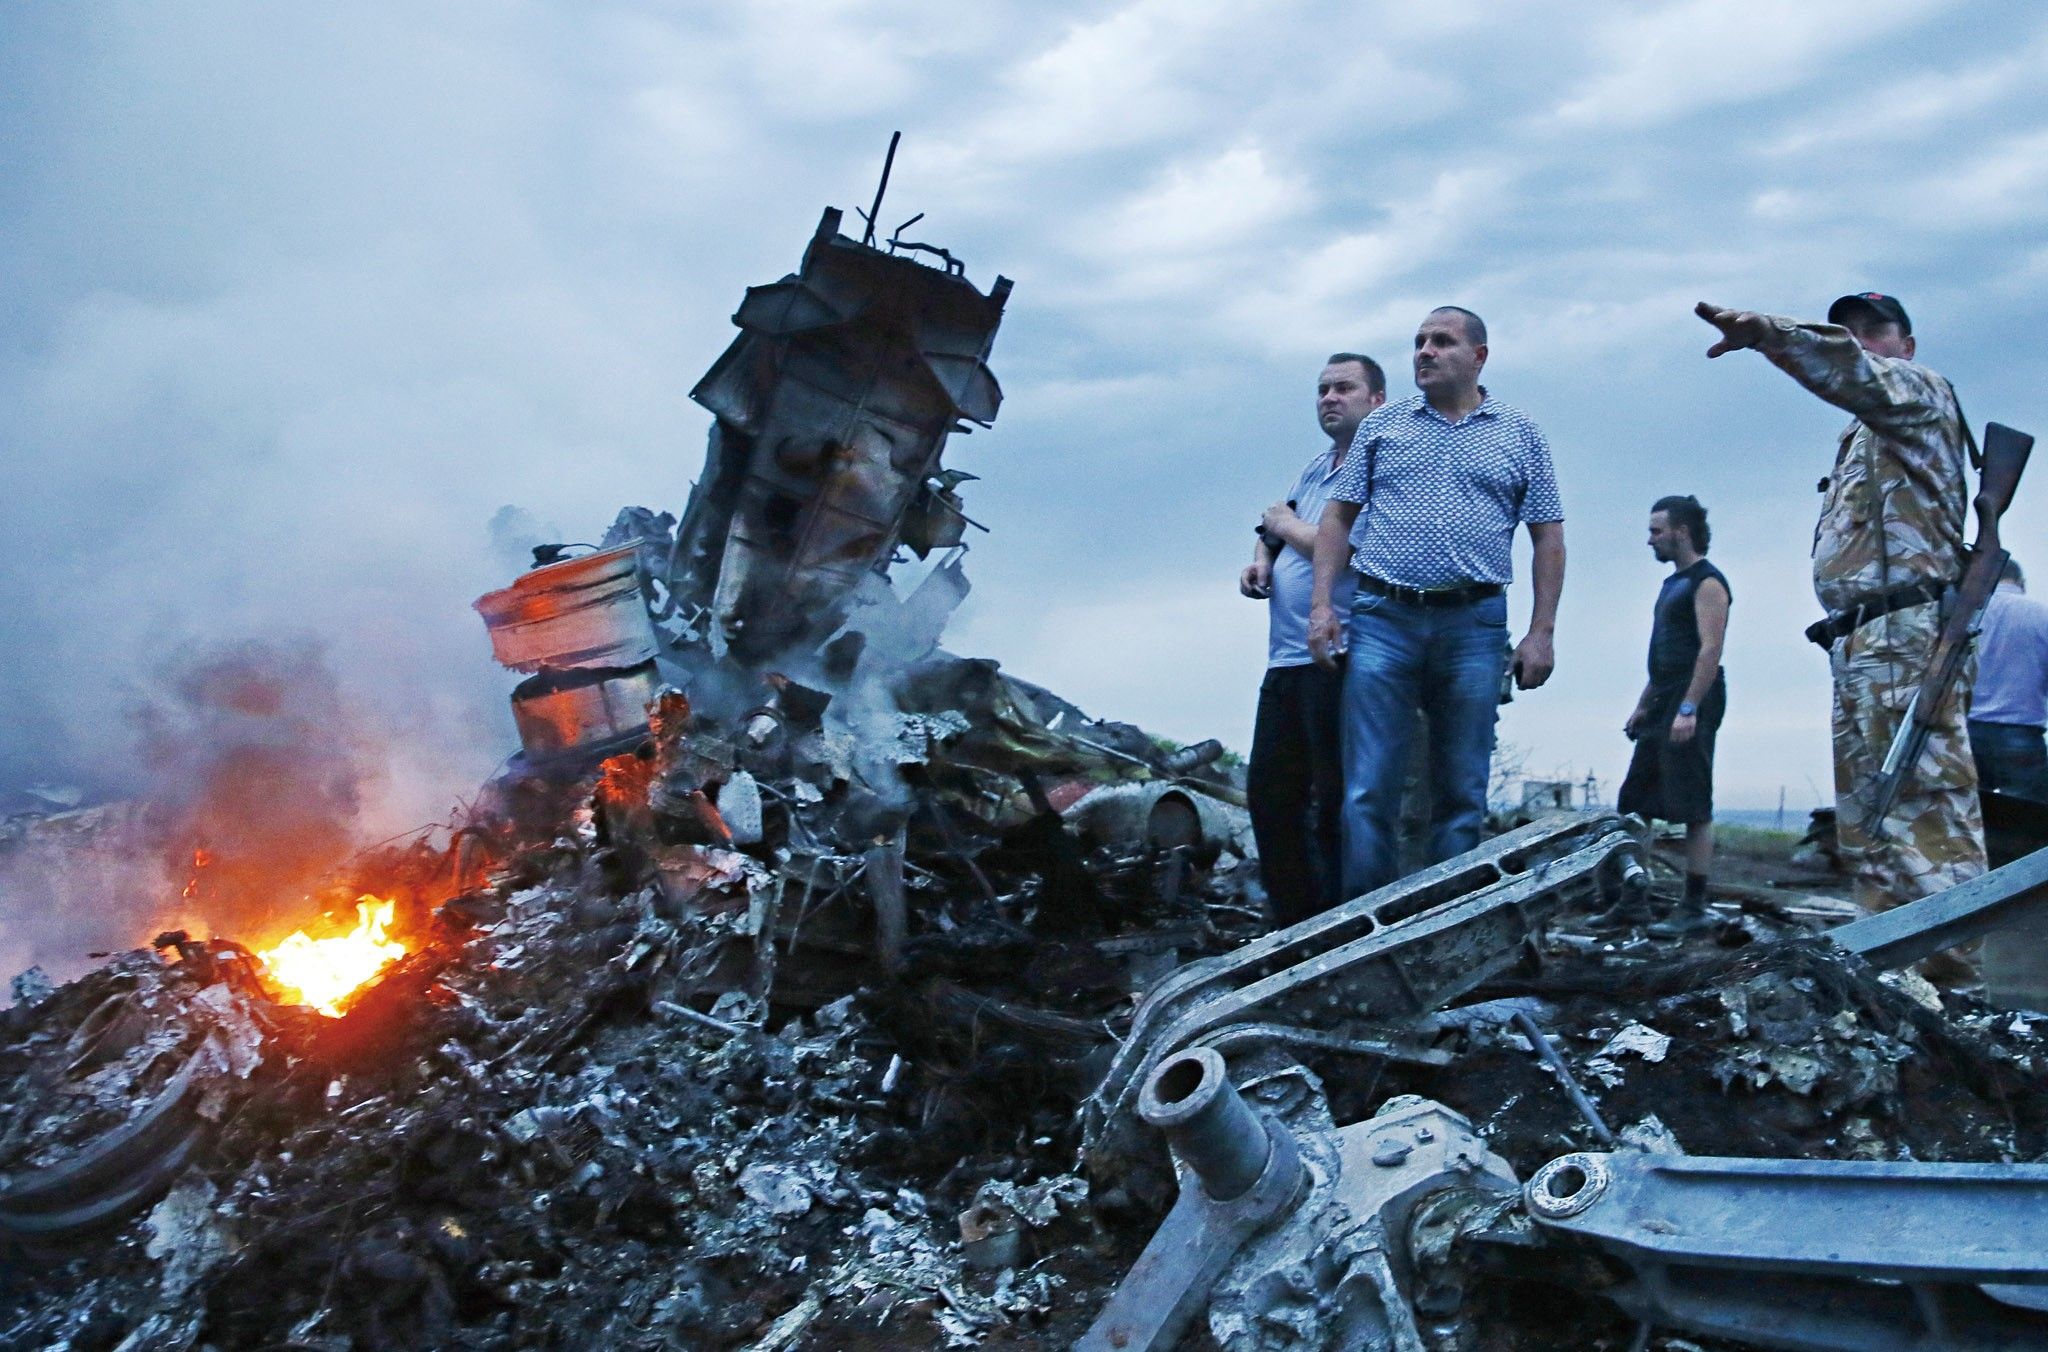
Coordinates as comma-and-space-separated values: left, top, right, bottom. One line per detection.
0, 165, 1267, 1346
1080, 816, 2048, 1352
468, 175, 1252, 987
10, 155, 2048, 1350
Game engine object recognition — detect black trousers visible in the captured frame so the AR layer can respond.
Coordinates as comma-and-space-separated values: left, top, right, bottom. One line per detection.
1247, 663, 1345, 928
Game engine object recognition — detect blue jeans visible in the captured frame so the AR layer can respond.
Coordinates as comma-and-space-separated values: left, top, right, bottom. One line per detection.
1339, 589, 1509, 896
1970, 719, 2048, 804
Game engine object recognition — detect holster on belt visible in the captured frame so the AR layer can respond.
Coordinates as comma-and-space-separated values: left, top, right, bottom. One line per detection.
1804, 580, 1949, 650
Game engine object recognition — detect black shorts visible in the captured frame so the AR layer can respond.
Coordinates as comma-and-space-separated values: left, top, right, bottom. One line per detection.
1618, 680, 1724, 826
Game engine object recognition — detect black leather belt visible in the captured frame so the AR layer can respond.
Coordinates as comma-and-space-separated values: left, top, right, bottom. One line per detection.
1804, 580, 1948, 649
1356, 573, 1504, 608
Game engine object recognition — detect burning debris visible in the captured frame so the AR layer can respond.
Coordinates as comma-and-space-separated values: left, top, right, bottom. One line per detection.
8, 177, 2048, 1352
257, 897, 408, 1017
0, 638, 410, 1005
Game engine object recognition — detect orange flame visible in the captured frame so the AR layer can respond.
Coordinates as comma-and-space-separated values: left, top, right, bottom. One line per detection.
181, 847, 213, 901
256, 894, 407, 1017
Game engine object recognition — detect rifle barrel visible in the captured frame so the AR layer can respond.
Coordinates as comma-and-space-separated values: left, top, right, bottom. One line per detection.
1859, 420, 2031, 837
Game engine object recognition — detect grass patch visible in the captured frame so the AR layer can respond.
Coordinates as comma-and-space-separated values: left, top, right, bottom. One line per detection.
1715, 822, 1803, 857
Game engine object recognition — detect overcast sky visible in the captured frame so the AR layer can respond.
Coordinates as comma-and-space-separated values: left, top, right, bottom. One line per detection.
6, 0, 2048, 828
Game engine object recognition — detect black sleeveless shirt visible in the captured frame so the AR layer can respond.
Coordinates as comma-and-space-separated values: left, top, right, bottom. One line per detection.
1648, 559, 1730, 691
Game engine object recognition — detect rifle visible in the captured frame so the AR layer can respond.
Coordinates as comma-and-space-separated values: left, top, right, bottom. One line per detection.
1865, 421, 2034, 838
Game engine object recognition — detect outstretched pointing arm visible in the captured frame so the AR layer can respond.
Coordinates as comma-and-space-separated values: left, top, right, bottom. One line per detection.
1693, 300, 1942, 430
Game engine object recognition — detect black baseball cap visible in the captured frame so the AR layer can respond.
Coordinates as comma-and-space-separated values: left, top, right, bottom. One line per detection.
1827, 292, 1911, 334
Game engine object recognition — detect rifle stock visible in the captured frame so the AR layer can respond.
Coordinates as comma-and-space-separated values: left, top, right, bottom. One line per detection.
1976, 422, 2032, 554
1862, 422, 2034, 838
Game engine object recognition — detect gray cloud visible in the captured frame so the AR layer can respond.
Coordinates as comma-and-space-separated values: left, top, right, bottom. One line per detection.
3, 0, 2046, 883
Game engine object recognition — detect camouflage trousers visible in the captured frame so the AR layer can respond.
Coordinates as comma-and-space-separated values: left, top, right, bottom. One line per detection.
1830, 600, 1987, 914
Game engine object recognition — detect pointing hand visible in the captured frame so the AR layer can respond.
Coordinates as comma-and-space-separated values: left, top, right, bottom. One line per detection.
1694, 301, 1772, 359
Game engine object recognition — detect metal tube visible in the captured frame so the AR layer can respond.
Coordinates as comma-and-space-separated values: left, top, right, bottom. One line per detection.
1512, 1010, 1618, 1148
1138, 1048, 1271, 1201
653, 1000, 744, 1038
1533, 1150, 2048, 1281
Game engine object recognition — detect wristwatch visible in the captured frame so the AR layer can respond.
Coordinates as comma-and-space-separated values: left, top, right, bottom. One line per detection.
1677, 701, 1698, 717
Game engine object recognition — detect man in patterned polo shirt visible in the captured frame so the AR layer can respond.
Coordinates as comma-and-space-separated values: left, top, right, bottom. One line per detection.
1694, 293, 1986, 924
1306, 307, 1566, 896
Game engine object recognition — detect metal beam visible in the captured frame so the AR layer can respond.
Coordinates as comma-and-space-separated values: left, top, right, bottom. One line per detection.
1527, 1150, 2048, 1351
1829, 845, 2048, 969
1084, 812, 1645, 1178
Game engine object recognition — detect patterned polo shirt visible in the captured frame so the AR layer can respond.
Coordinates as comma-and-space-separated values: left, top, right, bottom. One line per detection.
1327, 391, 1563, 589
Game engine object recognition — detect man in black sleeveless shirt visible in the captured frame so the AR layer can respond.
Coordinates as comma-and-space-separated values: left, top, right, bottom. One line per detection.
1619, 496, 1731, 925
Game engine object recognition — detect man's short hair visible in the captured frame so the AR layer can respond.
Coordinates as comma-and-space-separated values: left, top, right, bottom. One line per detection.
1652, 494, 1711, 552
2005, 556, 2027, 588
1428, 306, 1487, 346
1324, 352, 1386, 398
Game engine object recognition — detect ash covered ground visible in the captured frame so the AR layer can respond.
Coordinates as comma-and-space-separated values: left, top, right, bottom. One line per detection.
5, 776, 2048, 1351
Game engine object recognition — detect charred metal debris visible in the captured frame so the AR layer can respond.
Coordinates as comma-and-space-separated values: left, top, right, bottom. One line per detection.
11, 181, 2048, 1352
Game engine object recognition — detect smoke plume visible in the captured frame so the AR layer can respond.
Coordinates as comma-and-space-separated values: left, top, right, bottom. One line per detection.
0, 638, 390, 988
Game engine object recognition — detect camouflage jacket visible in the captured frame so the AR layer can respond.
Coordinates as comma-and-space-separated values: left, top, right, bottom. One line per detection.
1760, 317, 1971, 614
